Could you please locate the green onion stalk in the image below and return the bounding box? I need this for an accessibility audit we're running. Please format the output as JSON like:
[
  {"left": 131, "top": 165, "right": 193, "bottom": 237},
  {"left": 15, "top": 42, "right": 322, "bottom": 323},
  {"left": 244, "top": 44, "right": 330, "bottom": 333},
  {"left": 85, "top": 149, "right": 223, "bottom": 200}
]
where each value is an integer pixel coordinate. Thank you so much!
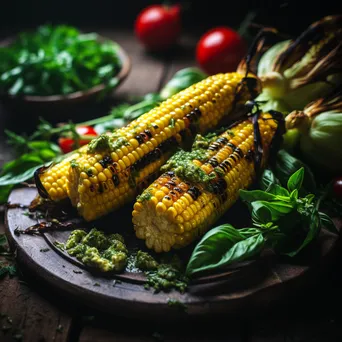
[
  {"left": 285, "top": 86, "right": 342, "bottom": 174},
  {"left": 237, "top": 15, "right": 342, "bottom": 114}
]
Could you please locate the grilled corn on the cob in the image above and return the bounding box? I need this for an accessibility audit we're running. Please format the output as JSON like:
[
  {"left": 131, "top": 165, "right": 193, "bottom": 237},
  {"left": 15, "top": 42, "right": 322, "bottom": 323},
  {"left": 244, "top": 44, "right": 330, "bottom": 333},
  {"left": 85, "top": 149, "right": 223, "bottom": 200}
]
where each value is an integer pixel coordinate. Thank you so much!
[
  {"left": 36, "top": 72, "right": 260, "bottom": 221},
  {"left": 132, "top": 111, "right": 283, "bottom": 252}
]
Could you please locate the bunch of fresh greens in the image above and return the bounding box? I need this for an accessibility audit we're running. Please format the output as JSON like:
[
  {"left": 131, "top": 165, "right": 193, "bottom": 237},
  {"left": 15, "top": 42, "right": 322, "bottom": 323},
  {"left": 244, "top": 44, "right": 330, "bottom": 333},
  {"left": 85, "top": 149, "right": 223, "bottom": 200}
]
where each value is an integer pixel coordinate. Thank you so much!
[
  {"left": 186, "top": 166, "right": 337, "bottom": 277},
  {"left": 0, "top": 24, "right": 122, "bottom": 96},
  {"left": 0, "top": 130, "right": 63, "bottom": 203}
]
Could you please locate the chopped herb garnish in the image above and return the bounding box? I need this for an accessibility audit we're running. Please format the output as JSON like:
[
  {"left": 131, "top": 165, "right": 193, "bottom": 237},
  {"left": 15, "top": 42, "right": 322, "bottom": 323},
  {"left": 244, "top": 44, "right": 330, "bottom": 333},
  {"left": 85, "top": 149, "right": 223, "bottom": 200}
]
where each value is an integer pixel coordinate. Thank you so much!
[
  {"left": 39, "top": 248, "right": 50, "bottom": 252},
  {"left": 93, "top": 282, "right": 101, "bottom": 287},
  {"left": 169, "top": 118, "right": 175, "bottom": 128},
  {"left": 56, "top": 324, "right": 63, "bottom": 333},
  {"left": 70, "top": 159, "right": 79, "bottom": 168},
  {"left": 53, "top": 241, "right": 65, "bottom": 251},
  {"left": 167, "top": 298, "right": 187, "bottom": 312},
  {"left": 136, "top": 189, "right": 152, "bottom": 202}
]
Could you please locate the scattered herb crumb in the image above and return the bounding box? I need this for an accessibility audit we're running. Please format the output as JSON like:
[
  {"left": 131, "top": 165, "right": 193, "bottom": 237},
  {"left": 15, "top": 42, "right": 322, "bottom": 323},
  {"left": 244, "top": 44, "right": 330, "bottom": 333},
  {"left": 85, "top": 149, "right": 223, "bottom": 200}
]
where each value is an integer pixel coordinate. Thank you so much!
[
  {"left": 81, "top": 315, "right": 95, "bottom": 322},
  {"left": 53, "top": 241, "right": 65, "bottom": 251},
  {"left": 2, "top": 325, "right": 10, "bottom": 332},
  {"left": 93, "top": 282, "right": 101, "bottom": 287},
  {"left": 152, "top": 331, "right": 163, "bottom": 341},
  {"left": 12, "top": 330, "right": 23, "bottom": 341},
  {"left": 56, "top": 324, "right": 63, "bottom": 333},
  {"left": 73, "top": 270, "right": 82, "bottom": 274},
  {"left": 167, "top": 298, "right": 187, "bottom": 312},
  {"left": 40, "top": 248, "right": 50, "bottom": 252},
  {"left": 144, "top": 263, "right": 188, "bottom": 294}
]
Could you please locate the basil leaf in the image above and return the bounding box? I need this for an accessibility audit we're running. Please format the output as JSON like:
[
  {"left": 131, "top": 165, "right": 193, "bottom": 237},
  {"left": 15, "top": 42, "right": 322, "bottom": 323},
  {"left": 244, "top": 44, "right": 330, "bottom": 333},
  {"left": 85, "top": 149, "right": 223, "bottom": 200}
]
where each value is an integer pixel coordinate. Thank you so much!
[
  {"left": 267, "top": 184, "right": 290, "bottom": 197},
  {"left": 238, "top": 227, "right": 262, "bottom": 237},
  {"left": 318, "top": 212, "right": 338, "bottom": 234},
  {"left": 252, "top": 200, "right": 294, "bottom": 223},
  {"left": 275, "top": 150, "right": 316, "bottom": 194},
  {"left": 287, "top": 167, "right": 304, "bottom": 192},
  {"left": 0, "top": 164, "right": 42, "bottom": 186},
  {"left": 0, "top": 185, "right": 14, "bottom": 204},
  {"left": 185, "top": 224, "right": 245, "bottom": 276},
  {"left": 160, "top": 67, "right": 207, "bottom": 100},
  {"left": 218, "top": 233, "right": 265, "bottom": 267},
  {"left": 260, "top": 168, "right": 279, "bottom": 191},
  {"left": 251, "top": 202, "right": 273, "bottom": 224},
  {"left": 286, "top": 210, "right": 320, "bottom": 257},
  {"left": 1, "top": 153, "right": 44, "bottom": 174},
  {"left": 239, "top": 189, "right": 277, "bottom": 203}
]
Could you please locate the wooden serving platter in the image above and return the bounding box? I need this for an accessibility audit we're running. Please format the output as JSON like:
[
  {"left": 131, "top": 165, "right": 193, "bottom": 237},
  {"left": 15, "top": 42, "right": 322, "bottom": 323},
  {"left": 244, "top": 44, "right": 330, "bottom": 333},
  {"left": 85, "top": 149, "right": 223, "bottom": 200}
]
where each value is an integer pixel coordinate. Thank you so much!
[{"left": 5, "top": 187, "right": 341, "bottom": 321}]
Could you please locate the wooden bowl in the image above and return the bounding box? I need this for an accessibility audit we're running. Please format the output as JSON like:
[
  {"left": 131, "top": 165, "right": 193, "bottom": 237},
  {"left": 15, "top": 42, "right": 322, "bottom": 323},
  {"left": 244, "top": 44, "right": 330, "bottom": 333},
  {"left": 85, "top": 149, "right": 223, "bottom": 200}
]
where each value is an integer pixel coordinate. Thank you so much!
[{"left": 0, "top": 33, "right": 131, "bottom": 119}]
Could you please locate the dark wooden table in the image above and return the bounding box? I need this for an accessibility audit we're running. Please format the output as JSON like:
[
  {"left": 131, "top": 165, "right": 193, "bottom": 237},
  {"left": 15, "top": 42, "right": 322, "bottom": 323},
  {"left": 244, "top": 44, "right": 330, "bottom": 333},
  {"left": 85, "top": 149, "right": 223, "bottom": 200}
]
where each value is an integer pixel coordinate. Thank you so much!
[{"left": 1, "top": 28, "right": 342, "bottom": 342}]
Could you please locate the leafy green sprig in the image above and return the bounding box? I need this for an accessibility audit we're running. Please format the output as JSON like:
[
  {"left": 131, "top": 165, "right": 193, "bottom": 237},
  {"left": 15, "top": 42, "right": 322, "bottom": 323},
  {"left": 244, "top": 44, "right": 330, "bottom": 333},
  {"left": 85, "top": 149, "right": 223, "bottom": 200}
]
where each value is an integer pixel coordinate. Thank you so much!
[{"left": 185, "top": 167, "right": 337, "bottom": 277}]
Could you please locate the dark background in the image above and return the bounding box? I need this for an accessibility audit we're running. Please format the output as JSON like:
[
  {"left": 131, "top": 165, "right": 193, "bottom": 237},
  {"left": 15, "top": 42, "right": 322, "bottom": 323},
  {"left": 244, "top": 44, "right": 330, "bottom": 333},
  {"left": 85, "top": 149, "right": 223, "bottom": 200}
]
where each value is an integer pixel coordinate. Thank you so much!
[{"left": 1, "top": 0, "right": 341, "bottom": 36}]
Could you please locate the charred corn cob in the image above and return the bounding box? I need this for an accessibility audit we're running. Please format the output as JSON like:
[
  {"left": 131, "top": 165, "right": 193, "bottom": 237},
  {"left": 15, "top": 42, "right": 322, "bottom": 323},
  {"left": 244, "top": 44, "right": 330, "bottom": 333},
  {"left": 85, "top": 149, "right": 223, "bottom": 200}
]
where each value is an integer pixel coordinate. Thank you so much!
[
  {"left": 132, "top": 111, "right": 283, "bottom": 252},
  {"left": 36, "top": 72, "right": 260, "bottom": 221}
]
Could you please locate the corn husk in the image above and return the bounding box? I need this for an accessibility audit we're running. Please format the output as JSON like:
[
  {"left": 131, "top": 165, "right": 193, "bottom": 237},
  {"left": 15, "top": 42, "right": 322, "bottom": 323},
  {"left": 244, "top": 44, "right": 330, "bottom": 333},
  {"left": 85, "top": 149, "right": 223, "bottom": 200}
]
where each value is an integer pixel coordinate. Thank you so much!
[{"left": 238, "top": 15, "right": 342, "bottom": 114}]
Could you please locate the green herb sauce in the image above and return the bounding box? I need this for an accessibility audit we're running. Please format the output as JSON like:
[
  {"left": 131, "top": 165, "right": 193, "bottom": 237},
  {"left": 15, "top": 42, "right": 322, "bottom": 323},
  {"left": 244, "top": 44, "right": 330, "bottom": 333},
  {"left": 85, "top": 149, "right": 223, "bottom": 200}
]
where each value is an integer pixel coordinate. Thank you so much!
[
  {"left": 70, "top": 159, "right": 79, "bottom": 168},
  {"left": 88, "top": 134, "right": 130, "bottom": 153},
  {"left": 136, "top": 189, "right": 152, "bottom": 202},
  {"left": 63, "top": 228, "right": 128, "bottom": 272},
  {"left": 144, "top": 263, "right": 189, "bottom": 293},
  {"left": 135, "top": 250, "right": 159, "bottom": 271},
  {"left": 160, "top": 148, "right": 214, "bottom": 184}
]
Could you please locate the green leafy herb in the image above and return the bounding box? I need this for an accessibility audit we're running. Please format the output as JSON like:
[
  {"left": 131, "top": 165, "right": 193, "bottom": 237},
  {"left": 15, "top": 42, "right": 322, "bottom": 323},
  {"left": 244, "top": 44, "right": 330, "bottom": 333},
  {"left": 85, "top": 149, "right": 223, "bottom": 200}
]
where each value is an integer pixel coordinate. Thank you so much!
[
  {"left": 186, "top": 168, "right": 336, "bottom": 277},
  {"left": 159, "top": 67, "right": 207, "bottom": 100},
  {"left": 0, "top": 24, "right": 122, "bottom": 96}
]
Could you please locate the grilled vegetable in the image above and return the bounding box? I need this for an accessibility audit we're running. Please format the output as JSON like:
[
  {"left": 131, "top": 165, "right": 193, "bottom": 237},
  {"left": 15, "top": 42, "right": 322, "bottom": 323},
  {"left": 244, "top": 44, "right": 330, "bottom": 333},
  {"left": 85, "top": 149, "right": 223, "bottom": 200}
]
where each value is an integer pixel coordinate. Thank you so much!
[
  {"left": 237, "top": 15, "right": 342, "bottom": 113},
  {"left": 36, "top": 72, "right": 260, "bottom": 219},
  {"left": 132, "top": 110, "right": 284, "bottom": 252},
  {"left": 285, "top": 86, "right": 342, "bottom": 174}
]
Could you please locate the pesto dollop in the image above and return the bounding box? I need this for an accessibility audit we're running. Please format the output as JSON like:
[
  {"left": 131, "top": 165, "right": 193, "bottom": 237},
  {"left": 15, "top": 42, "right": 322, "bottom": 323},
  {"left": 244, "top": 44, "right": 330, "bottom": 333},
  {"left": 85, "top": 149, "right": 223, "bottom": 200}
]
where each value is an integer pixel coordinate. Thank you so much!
[
  {"left": 135, "top": 250, "right": 159, "bottom": 271},
  {"left": 64, "top": 228, "right": 128, "bottom": 272},
  {"left": 160, "top": 148, "right": 214, "bottom": 184},
  {"left": 144, "top": 263, "right": 189, "bottom": 293},
  {"left": 88, "top": 133, "right": 129, "bottom": 153}
]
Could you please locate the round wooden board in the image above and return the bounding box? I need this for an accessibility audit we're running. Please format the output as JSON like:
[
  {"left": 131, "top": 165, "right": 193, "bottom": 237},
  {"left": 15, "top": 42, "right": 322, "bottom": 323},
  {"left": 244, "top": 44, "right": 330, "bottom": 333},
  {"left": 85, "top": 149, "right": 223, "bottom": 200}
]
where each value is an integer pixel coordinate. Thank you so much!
[{"left": 5, "top": 187, "right": 341, "bottom": 321}]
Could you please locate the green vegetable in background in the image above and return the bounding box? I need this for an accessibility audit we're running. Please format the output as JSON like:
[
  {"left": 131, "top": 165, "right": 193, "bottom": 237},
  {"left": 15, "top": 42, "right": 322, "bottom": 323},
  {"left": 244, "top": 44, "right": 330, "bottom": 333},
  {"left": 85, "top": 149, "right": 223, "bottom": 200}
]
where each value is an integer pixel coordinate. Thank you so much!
[
  {"left": 0, "top": 24, "right": 122, "bottom": 96},
  {"left": 159, "top": 67, "right": 208, "bottom": 99},
  {"left": 186, "top": 167, "right": 337, "bottom": 277},
  {"left": 285, "top": 87, "right": 342, "bottom": 174}
]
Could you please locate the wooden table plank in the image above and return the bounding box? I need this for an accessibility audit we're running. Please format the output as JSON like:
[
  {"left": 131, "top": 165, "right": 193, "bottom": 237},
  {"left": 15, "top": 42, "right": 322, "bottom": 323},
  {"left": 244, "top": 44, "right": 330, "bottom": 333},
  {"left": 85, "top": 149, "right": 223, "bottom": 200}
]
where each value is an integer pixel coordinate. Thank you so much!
[{"left": 0, "top": 211, "right": 73, "bottom": 342}]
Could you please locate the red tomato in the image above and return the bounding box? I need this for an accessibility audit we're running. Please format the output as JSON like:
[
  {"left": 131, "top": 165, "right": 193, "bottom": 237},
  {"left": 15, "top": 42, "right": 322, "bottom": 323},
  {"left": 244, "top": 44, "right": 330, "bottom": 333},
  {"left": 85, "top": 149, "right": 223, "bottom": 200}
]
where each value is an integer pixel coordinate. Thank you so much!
[
  {"left": 134, "top": 4, "right": 181, "bottom": 51},
  {"left": 333, "top": 177, "right": 342, "bottom": 200},
  {"left": 196, "top": 26, "right": 247, "bottom": 75},
  {"left": 58, "top": 126, "right": 97, "bottom": 154}
]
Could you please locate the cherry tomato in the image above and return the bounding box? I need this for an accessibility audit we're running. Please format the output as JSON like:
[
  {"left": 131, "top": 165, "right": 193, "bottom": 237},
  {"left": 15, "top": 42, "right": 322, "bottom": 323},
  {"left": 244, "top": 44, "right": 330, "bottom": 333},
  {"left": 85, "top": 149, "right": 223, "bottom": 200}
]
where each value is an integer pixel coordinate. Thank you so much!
[
  {"left": 333, "top": 177, "right": 342, "bottom": 200},
  {"left": 134, "top": 4, "right": 181, "bottom": 51},
  {"left": 58, "top": 125, "right": 97, "bottom": 154},
  {"left": 196, "top": 26, "right": 247, "bottom": 75}
]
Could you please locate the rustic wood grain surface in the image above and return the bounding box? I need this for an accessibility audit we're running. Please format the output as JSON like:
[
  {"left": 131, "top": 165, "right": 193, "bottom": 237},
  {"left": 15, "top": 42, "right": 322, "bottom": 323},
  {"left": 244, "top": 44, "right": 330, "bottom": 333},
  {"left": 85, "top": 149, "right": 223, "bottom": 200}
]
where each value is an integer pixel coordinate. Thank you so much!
[{"left": 1, "top": 28, "right": 342, "bottom": 342}]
